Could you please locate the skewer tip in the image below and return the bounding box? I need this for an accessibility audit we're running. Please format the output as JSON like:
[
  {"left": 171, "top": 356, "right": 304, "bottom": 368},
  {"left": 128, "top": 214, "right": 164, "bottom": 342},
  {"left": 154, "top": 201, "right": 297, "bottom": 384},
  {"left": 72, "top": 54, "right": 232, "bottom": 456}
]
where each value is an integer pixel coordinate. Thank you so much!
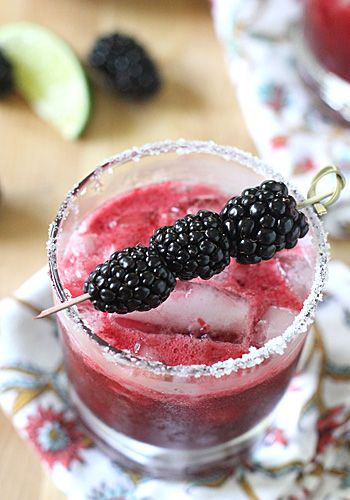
[{"left": 34, "top": 293, "right": 90, "bottom": 320}]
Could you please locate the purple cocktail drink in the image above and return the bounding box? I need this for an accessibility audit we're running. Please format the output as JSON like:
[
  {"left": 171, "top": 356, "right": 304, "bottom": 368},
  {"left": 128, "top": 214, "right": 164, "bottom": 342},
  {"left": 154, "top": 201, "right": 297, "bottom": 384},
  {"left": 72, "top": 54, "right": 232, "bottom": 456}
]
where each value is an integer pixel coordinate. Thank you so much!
[{"left": 49, "top": 141, "right": 328, "bottom": 477}]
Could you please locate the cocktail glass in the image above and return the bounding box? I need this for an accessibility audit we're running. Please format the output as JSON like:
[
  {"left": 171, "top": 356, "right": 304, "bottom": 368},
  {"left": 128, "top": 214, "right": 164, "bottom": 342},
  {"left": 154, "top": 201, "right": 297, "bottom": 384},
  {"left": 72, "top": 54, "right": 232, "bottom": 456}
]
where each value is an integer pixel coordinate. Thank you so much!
[
  {"left": 296, "top": 0, "right": 350, "bottom": 123},
  {"left": 48, "top": 140, "right": 328, "bottom": 478}
]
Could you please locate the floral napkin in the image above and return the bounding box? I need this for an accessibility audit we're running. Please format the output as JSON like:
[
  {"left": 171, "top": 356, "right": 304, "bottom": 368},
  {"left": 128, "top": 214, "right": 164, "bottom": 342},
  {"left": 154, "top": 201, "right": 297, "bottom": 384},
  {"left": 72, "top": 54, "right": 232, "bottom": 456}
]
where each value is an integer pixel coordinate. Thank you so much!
[
  {"left": 0, "top": 262, "right": 350, "bottom": 500},
  {"left": 211, "top": 0, "right": 350, "bottom": 239}
]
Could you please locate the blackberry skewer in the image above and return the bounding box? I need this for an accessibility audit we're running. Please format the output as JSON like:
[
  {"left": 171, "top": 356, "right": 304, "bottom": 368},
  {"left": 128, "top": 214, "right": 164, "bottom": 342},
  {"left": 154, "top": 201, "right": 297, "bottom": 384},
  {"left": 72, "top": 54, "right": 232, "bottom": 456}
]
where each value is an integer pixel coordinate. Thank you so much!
[{"left": 36, "top": 167, "right": 345, "bottom": 320}]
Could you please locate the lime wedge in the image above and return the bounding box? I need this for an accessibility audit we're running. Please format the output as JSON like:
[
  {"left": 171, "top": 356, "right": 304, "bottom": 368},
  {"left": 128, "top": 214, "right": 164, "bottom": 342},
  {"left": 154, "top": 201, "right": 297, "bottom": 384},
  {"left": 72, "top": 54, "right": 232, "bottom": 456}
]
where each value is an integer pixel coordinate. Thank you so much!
[{"left": 0, "top": 22, "right": 91, "bottom": 139}]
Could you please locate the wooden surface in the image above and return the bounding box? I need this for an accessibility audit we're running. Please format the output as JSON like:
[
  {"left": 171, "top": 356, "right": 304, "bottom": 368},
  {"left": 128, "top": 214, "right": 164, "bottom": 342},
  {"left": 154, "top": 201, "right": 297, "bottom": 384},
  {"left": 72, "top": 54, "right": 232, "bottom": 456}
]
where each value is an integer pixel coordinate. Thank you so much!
[{"left": 0, "top": 1, "right": 349, "bottom": 499}]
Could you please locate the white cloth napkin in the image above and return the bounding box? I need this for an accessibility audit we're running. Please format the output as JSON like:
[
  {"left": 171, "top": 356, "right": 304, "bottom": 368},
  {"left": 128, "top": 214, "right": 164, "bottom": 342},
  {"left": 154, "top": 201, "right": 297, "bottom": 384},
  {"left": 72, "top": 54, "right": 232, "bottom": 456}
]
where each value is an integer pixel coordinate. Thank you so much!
[
  {"left": 1, "top": 263, "right": 350, "bottom": 499},
  {"left": 212, "top": 0, "right": 350, "bottom": 239}
]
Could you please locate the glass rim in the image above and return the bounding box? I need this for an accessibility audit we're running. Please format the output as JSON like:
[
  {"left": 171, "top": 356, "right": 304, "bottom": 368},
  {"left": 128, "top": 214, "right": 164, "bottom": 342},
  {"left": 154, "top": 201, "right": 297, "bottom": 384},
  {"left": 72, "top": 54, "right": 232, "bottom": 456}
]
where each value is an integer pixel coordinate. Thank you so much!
[{"left": 48, "top": 139, "right": 329, "bottom": 378}]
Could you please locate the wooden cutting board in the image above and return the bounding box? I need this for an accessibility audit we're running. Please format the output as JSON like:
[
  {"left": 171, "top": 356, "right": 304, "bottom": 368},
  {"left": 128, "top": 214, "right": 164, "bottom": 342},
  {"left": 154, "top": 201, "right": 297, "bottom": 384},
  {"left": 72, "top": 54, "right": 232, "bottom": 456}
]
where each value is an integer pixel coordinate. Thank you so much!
[{"left": 0, "top": 1, "right": 349, "bottom": 499}]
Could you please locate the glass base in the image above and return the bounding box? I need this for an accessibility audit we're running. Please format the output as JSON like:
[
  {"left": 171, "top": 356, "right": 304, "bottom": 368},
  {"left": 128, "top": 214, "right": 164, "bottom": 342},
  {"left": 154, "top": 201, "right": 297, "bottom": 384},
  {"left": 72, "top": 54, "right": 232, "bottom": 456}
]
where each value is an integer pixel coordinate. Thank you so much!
[
  {"left": 70, "top": 387, "right": 274, "bottom": 479},
  {"left": 294, "top": 25, "right": 350, "bottom": 124}
]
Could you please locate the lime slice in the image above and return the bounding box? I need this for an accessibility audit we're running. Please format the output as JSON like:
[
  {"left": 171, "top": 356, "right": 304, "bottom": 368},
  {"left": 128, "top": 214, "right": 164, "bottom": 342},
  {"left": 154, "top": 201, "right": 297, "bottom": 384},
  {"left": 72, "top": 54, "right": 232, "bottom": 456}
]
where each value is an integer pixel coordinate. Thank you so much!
[{"left": 0, "top": 22, "right": 91, "bottom": 139}]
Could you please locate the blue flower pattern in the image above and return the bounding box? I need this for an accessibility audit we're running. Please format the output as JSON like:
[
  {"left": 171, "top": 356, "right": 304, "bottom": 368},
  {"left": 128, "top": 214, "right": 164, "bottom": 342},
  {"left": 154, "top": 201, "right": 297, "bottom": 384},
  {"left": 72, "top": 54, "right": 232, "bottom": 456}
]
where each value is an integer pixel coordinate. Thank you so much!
[
  {"left": 258, "top": 82, "right": 289, "bottom": 112},
  {"left": 36, "top": 421, "right": 70, "bottom": 452}
]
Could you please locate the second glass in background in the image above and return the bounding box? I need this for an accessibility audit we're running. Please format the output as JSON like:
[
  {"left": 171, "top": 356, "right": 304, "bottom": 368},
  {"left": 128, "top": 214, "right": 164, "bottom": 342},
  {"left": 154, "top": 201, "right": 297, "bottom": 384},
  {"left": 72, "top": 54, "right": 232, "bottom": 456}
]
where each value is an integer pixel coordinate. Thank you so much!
[{"left": 296, "top": 0, "right": 350, "bottom": 123}]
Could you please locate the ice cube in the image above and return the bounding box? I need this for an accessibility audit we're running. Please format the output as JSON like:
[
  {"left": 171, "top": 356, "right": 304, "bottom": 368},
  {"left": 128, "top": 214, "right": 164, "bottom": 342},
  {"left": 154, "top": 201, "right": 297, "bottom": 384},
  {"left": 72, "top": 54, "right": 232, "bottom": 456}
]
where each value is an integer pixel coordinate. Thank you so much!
[
  {"left": 108, "top": 219, "right": 118, "bottom": 229},
  {"left": 124, "top": 282, "right": 253, "bottom": 342},
  {"left": 255, "top": 306, "right": 298, "bottom": 345},
  {"left": 185, "top": 195, "right": 222, "bottom": 215},
  {"left": 276, "top": 239, "right": 315, "bottom": 302},
  {"left": 69, "top": 232, "right": 99, "bottom": 257}
]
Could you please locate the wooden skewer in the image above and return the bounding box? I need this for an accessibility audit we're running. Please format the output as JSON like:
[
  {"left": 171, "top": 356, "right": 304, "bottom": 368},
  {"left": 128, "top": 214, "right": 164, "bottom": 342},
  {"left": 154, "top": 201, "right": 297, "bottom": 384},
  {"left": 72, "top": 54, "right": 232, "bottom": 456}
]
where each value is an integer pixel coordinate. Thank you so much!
[
  {"left": 35, "top": 167, "right": 346, "bottom": 321},
  {"left": 35, "top": 293, "right": 90, "bottom": 319}
]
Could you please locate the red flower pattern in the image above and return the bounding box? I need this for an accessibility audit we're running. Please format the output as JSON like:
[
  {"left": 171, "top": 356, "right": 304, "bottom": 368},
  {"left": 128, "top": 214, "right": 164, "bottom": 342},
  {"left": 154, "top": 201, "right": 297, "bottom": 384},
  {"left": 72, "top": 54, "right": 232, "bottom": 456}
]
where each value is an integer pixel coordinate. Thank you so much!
[
  {"left": 316, "top": 405, "right": 344, "bottom": 454},
  {"left": 25, "top": 406, "right": 91, "bottom": 468},
  {"left": 270, "top": 135, "right": 288, "bottom": 149},
  {"left": 293, "top": 158, "right": 316, "bottom": 176},
  {"left": 264, "top": 427, "right": 289, "bottom": 447}
]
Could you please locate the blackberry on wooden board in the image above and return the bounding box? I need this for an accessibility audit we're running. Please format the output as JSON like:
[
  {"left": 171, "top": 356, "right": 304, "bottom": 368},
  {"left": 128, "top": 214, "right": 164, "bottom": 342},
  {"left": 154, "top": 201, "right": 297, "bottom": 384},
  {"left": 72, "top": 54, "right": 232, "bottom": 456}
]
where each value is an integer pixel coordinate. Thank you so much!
[
  {"left": 0, "top": 49, "right": 13, "bottom": 97},
  {"left": 89, "top": 33, "right": 160, "bottom": 99}
]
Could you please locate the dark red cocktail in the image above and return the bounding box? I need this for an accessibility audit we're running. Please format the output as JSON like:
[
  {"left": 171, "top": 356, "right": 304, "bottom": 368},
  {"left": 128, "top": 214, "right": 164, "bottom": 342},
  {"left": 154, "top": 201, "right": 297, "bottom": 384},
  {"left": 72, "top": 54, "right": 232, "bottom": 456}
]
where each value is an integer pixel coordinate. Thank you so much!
[{"left": 49, "top": 141, "right": 327, "bottom": 477}]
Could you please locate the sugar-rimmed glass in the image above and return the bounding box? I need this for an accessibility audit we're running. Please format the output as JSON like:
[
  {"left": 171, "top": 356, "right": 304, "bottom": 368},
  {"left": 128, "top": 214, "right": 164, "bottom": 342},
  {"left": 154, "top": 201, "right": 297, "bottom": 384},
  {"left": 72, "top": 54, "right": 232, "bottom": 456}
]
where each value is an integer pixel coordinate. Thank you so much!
[{"left": 48, "top": 140, "right": 328, "bottom": 478}]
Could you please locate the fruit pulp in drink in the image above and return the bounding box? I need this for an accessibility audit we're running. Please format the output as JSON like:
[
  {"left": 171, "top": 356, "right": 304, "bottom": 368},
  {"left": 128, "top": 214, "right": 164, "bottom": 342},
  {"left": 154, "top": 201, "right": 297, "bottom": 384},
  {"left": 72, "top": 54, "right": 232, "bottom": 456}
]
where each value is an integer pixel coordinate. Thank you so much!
[{"left": 58, "top": 180, "right": 314, "bottom": 449}]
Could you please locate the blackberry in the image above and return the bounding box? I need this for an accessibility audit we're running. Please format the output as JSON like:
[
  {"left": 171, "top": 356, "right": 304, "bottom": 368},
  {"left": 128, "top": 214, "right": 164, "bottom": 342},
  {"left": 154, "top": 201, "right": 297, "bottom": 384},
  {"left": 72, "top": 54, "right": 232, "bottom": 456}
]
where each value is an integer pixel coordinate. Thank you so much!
[
  {"left": 220, "top": 180, "right": 309, "bottom": 264},
  {"left": 84, "top": 245, "right": 176, "bottom": 313},
  {"left": 89, "top": 33, "right": 160, "bottom": 99},
  {"left": 150, "top": 210, "right": 231, "bottom": 280},
  {"left": 0, "top": 50, "right": 14, "bottom": 97}
]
